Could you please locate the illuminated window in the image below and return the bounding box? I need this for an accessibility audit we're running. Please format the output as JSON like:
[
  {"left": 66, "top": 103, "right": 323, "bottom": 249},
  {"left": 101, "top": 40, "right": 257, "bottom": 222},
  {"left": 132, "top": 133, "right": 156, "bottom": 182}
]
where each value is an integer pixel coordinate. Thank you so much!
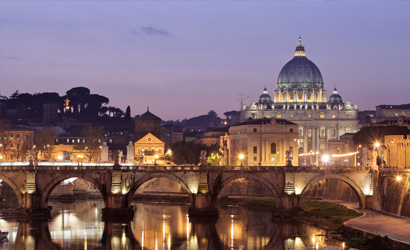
[
  {"left": 332, "top": 114, "right": 336, "bottom": 119},
  {"left": 308, "top": 129, "right": 312, "bottom": 138},
  {"left": 308, "top": 115, "right": 311, "bottom": 118},
  {"left": 276, "top": 115, "right": 282, "bottom": 118},
  {"left": 298, "top": 127, "right": 303, "bottom": 136},
  {"left": 67, "top": 139, "right": 70, "bottom": 143},
  {"left": 320, "top": 114, "right": 325, "bottom": 118},
  {"left": 290, "top": 114, "right": 294, "bottom": 118},
  {"left": 271, "top": 157, "right": 276, "bottom": 161}
]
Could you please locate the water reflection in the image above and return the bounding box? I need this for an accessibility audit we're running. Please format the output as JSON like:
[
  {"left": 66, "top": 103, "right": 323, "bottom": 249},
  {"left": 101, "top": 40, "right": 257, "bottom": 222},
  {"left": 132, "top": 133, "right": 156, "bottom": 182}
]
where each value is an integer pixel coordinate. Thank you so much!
[{"left": 0, "top": 200, "right": 344, "bottom": 250}]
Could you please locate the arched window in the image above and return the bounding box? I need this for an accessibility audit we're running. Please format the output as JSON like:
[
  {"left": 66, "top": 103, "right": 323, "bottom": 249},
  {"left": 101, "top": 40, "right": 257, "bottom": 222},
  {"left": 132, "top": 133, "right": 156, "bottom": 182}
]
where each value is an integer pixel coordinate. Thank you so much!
[{"left": 271, "top": 143, "right": 277, "bottom": 154}]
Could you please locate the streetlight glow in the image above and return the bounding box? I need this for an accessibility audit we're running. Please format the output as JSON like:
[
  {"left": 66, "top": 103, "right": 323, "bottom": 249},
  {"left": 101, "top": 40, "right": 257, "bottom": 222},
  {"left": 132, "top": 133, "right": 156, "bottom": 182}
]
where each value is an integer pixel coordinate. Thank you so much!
[
  {"left": 374, "top": 142, "right": 380, "bottom": 148},
  {"left": 322, "top": 154, "right": 330, "bottom": 163},
  {"left": 396, "top": 176, "right": 402, "bottom": 181},
  {"left": 238, "top": 154, "right": 244, "bottom": 160}
]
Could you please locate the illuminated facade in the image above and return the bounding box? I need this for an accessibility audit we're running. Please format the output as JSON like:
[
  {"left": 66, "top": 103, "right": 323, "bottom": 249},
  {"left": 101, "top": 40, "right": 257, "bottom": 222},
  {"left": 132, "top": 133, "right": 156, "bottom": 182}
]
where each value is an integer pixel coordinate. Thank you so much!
[
  {"left": 240, "top": 38, "right": 359, "bottom": 158},
  {"left": 134, "top": 132, "right": 165, "bottom": 164},
  {"left": 220, "top": 118, "right": 299, "bottom": 166}
]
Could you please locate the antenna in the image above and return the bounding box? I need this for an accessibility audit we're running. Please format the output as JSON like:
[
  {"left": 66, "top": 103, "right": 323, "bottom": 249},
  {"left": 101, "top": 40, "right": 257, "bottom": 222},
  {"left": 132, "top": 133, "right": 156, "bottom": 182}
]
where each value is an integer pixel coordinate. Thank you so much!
[{"left": 237, "top": 93, "right": 249, "bottom": 110}]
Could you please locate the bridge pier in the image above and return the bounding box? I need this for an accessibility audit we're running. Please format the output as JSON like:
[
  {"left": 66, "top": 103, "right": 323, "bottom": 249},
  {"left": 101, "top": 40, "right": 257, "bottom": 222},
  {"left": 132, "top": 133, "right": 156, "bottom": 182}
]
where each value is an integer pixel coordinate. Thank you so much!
[
  {"left": 102, "top": 194, "right": 134, "bottom": 221},
  {"left": 274, "top": 194, "right": 302, "bottom": 217},
  {"left": 188, "top": 193, "right": 218, "bottom": 219},
  {"left": 18, "top": 193, "right": 52, "bottom": 219}
]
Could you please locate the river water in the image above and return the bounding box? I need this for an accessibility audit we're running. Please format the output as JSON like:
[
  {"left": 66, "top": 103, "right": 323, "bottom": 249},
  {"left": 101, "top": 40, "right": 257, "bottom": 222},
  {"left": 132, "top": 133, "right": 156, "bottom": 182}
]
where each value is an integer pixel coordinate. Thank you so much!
[{"left": 0, "top": 200, "right": 345, "bottom": 249}]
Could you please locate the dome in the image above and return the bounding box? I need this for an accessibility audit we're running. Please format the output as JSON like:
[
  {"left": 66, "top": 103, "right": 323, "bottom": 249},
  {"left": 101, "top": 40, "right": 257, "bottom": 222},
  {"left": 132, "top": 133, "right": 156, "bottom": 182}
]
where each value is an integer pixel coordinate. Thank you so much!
[
  {"left": 277, "top": 37, "right": 324, "bottom": 89},
  {"left": 259, "top": 87, "right": 273, "bottom": 105},
  {"left": 329, "top": 88, "right": 343, "bottom": 104}
]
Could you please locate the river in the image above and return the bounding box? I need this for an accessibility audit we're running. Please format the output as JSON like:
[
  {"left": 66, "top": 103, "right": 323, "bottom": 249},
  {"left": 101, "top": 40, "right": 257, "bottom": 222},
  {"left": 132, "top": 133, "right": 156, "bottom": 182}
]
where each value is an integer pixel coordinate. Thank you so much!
[{"left": 0, "top": 200, "right": 345, "bottom": 249}]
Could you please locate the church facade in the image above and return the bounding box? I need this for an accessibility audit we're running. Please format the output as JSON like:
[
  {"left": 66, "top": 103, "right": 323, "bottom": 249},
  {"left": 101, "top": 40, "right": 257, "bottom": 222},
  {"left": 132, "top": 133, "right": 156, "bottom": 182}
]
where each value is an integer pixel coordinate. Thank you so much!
[{"left": 240, "top": 38, "right": 359, "bottom": 158}]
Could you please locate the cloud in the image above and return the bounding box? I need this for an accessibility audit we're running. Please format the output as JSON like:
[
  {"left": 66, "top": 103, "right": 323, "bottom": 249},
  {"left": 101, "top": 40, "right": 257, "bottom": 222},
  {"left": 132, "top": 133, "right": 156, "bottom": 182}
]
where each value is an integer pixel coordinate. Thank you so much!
[
  {"left": 139, "top": 26, "right": 171, "bottom": 37},
  {"left": 0, "top": 55, "right": 23, "bottom": 60}
]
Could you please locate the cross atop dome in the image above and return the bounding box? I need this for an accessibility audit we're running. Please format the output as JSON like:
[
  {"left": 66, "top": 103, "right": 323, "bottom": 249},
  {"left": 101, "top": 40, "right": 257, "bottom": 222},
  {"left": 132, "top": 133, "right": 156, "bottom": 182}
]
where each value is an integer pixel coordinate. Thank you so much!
[{"left": 295, "top": 36, "right": 306, "bottom": 57}]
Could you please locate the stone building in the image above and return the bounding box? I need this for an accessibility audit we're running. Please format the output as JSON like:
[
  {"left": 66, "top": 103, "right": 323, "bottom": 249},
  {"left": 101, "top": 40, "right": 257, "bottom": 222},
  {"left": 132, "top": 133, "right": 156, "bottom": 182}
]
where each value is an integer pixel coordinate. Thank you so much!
[
  {"left": 220, "top": 118, "right": 298, "bottom": 166},
  {"left": 382, "top": 134, "right": 410, "bottom": 168},
  {"left": 0, "top": 126, "right": 35, "bottom": 161},
  {"left": 134, "top": 108, "right": 161, "bottom": 141},
  {"left": 240, "top": 38, "right": 359, "bottom": 158},
  {"left": 134, "top": 133, "right": 165, "bottom": 164}
]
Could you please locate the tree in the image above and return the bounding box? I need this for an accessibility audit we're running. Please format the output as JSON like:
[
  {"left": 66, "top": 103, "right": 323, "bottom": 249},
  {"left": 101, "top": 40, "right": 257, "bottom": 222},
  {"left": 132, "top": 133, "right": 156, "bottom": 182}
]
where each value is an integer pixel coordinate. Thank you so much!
[
  {"left": 0, "top": 119, "right": 11, "bottom": 160},
  {"left": 75, "top": 126, "right": 104, "bottom": 162},
  {"left": 125, "top": 106, "right": 131, "bottom": 122},
  {"left": 352, "top": 125, "right": 410, "bottom": 149},
  {"left": 169, "top": 141, "right": 220, "bottom": 165},
  {"left": 35, "top": 126, "right": 60, "bottom": 161}
]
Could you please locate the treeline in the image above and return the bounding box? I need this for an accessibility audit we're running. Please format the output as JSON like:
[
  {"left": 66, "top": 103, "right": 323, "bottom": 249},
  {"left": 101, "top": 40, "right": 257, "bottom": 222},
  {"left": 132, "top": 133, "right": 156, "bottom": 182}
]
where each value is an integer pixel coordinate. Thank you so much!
[{"left": 0, "top": 87, "right": 128, "bottom": 123}]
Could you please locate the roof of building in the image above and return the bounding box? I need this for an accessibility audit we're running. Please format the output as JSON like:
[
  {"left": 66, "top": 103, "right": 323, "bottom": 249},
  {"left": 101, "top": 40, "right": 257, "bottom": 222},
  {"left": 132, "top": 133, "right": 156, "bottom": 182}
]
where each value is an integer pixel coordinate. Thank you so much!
[
  {"left": 329, "top": 88, "right": 343, "bottom": 104},
  {"left": 376, "top": 104, "right": 410, "bottom": 110},
  {"left": 277, "top": 37, "right": 324, "bottom": 89},
  {"left": 135, "top": 109, "right": 161, "bottom": 120},
  {"left": 259, "top": 87, "right": 273, "bottom": 104},
  {"left": 233, "top": 118, "right": 297, "bottom": 126}
]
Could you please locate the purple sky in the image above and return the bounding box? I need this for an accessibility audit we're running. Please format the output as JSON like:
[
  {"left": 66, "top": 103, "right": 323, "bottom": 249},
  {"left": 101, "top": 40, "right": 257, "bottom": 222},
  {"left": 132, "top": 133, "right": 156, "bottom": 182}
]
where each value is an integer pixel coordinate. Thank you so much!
[{"left": 1, "top": 1, "right": 409, "bottom": 120}]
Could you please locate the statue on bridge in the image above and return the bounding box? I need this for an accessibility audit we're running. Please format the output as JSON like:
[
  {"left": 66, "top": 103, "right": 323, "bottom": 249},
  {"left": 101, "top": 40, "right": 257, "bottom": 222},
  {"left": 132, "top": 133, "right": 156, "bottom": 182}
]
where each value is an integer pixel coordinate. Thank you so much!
[
  {"left": 285, "top": 149, "right": 293, "bottom": 166},
  {"left": 114, "top": 150, "right": 123, "bottom": 165},
  {"left": 200, "top": 150, "right": 207, "bottom": 166}
]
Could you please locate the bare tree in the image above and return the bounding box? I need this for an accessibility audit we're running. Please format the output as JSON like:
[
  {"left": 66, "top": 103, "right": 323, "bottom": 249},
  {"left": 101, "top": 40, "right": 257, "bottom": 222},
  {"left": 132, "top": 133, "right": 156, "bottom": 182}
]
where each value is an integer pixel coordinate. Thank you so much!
[
  {"left": 35, "top": 126, "right": 59, "bottom": 161},
  {"left": 75, "top": 126, "right": 104, "bottom": 162},
  {"left": 0, "top": 119, "right": 11, "bottom": 160}
]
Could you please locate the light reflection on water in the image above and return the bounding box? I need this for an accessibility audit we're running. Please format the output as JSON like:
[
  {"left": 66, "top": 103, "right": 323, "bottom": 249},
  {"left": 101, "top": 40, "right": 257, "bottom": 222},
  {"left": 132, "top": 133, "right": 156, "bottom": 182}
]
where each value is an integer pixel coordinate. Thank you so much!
[{"left": 0, "top": 200, "right": 343, "bottom": 249}]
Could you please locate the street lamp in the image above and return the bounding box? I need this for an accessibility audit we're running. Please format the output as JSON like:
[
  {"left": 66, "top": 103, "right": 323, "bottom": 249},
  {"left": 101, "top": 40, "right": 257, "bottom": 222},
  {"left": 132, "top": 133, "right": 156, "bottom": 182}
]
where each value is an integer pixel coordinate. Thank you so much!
[
  {"left": 154, "top": 154, "right": 159, "bottom": 165},
  {"left": 396, "top": 176, "right": 402, "bottom": 182},
  {"left": 238, "top": 153, "right": 245, "bottom": 166}
]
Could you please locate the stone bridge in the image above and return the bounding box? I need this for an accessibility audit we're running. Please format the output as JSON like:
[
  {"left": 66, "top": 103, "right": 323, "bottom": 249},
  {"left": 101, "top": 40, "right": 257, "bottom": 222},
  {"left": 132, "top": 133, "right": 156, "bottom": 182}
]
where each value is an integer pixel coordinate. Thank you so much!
[{"left": 0, "top": 162, "right": 376, "bottom": 218}]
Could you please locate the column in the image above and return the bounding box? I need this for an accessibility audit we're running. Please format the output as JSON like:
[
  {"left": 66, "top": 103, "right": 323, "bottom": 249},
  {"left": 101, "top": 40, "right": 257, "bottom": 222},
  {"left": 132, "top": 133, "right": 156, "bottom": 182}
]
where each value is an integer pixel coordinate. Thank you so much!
[
  {"left": 304, "top": 89, "right": 307, "bottom": 102},
  {"left": 293, "top": 90, "right": 297, "bottom": 103},
  {"left": 319, "top": 89, "right": 323, "bottom": 102},
  {"left": 311, "top": 128, "right": 316, "bottom": 153},
  {"left": 303, "top": 127, "right": 308, "bottom": 154}
]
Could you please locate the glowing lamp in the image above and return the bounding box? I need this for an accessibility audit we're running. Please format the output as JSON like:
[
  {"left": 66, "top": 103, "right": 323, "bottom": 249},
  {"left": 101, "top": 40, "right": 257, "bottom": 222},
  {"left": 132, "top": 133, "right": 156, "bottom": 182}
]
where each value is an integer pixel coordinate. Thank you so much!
[
  {"left": 322, "top": 155, "right": 330, "bottom": 163},
  {"left": 396, "top": 176, "right": 402, "bottom": 181}
]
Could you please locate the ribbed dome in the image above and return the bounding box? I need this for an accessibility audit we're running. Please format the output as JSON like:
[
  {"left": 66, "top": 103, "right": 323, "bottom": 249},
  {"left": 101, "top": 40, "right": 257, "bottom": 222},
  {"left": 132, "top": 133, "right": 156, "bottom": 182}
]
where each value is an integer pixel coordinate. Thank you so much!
[
  {"left": 329, "top": 88, "right": 343, "bottom": 104},
  {"left": 277, "top": 38, "right": 324, "bottom": 89},
  {"left": 259, "top": 87, "right": 273, "bottom": 105}
]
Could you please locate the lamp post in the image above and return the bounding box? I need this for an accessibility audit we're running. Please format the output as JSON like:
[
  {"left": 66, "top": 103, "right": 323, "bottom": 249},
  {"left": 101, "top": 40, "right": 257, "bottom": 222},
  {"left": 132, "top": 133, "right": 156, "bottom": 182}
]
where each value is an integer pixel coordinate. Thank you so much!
[
  {"left": 154, "top": 154, "right": 159, "bottom": 165},
  {"left": 322, "top": 154, "right": 330, "bottom": 171}
]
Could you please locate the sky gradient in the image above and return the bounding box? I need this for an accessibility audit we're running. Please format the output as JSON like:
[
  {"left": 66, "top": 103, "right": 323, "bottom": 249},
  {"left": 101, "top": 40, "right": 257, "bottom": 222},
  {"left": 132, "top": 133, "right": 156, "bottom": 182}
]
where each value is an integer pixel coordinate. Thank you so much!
[{"left": 1, "top": 1, "right": 409, "bottom": 120}]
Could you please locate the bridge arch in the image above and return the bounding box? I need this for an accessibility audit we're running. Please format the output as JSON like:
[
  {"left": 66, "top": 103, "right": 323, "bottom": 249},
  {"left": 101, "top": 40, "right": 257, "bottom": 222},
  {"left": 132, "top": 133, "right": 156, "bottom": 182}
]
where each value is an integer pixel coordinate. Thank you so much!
[
  {"left": 215, "top": 174, "right": 282, "bottom": 208},
  {"left": 0, "top": 173, "right": 24, "bottom": 207},
  {"left": 41, "top": 174, "right": 105, "bottom": 208},
  {"left": 127, "top": 173, "right": 194, "bottom": 203},
  {"left": 298, "top": 174, "right": 366, "bottom": 209}
]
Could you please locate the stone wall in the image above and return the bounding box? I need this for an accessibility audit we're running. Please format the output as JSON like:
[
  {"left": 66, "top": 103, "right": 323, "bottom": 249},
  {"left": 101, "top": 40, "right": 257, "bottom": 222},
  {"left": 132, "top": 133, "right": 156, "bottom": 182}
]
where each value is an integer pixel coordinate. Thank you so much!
[
  {"left": 303, "top": 179, "right": 360, "bottom": 203},
  {"left": 382, "top": 176, "right": 410, "bottom": 217}
]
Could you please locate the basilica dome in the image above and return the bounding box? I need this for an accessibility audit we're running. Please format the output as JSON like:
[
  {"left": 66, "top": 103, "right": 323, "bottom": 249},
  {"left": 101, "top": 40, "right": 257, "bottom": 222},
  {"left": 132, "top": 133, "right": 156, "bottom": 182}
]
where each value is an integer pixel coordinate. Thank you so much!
[
  {"left": 259, "top": 87, "right": 273, "bottom": 105},
  {"left": 329, "top": 88, "right": 343, "bottom": 104},
  {"left": 277, "top": 38, "right": 324, "bottom": 89}
]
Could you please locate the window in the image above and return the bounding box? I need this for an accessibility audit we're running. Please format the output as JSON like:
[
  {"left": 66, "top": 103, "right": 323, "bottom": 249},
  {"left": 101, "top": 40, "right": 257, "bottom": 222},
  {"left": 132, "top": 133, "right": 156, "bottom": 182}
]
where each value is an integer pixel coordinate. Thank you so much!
[
  {"left": 332, "top": 114, "right": 336, "bottom": 119},
  {"left": 159, "top": 148, "right": 162, "bottom": 154},
  {"left": 67, "top": 139, "right": 70, "bottom": 143},
  {"left": 290, "top": 128, "right": 294, "bottom": 133},
  {"left": 56, "top": 139, "right": 59, "bottom": 143},
  {"left": 345, "top": 127, "right": 351, "bottom": 133},
  {"left": 299, "top": 127, "right": 304, "bottom": 136},
  {"left": 320, "top": 114, "right": 325, "bottom": 119},
  {"left": 26, "top": 135, "right": 29, "bottom": 140},
  {"left": 253, "top": 128, "right": 257, "bottom": 133},
  {"left": 271, "top": 143, "right": 277, "bottom": 154},
  {"left": 290, "top": 114, "right": 294, "bottom": 118},
  {"left": 137, "top": 148, "right": 141, "bottom": 154},
  {"left": 253, "top": 156, "right": 257, "bottom": 161},
  {"left": 17, "top": 134, "right": 20, "bottom": 140},
  {"left": 276, "top": 115, "right": 282, "bottom": 118},
  {"left": 308, "top": 129, "right": 312, "bottom": 138},
  {"left": 271, "top": 157, "right": 276, "bottom": 161},
  {"left": 253, "top": 146, "right": 257, "bottom": 154},
  {"left": 308, "top": 114, "right": 311, "bottom": 118}
]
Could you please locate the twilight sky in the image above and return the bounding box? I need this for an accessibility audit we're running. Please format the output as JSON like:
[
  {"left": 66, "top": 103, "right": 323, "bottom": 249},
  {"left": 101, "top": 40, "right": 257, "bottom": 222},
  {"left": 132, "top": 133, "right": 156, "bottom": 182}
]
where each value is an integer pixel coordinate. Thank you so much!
[{"left": 1, "top": 1, "right": 409, "bottom": 120}]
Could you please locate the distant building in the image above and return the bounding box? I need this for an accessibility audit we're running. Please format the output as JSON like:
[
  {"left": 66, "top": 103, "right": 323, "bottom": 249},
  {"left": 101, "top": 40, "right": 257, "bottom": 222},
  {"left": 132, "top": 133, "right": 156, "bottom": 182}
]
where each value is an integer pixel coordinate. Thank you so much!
[
  {"left": 240, "top": 38, "right": 359, "bottom": 157},
  {"left": 196, "top": 127, "right": 229, "bottom": 146},
  {"left": 134, "top": 108, "right": 161, "bottom": 141},
  {"left": 134, "top": 133, "right": 165, "bottom": 164},
  {"left": 0, "top": 126, "right": 35, "bottom": 161},
  {"left": 220, "top": 118, "right": 299, "bottom": 166},
  {"left": 376, "top": 104, "right": 410, "bottom": 119},
  {"left": 161, "top": 124, "right": 184, "bottom": 147}
]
